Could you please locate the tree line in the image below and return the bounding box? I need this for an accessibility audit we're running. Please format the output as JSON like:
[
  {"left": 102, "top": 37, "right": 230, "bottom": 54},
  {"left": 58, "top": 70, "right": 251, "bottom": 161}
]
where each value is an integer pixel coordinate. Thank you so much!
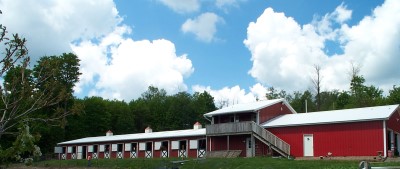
[{"left": 267, "top": 65, "right": 400, "bottom": 113}]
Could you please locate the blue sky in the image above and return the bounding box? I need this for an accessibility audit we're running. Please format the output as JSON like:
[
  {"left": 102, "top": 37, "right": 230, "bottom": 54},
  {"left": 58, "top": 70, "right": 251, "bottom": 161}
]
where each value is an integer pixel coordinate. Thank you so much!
[{"left": 1, "top": 0, "right": 399, "bottom": 105}]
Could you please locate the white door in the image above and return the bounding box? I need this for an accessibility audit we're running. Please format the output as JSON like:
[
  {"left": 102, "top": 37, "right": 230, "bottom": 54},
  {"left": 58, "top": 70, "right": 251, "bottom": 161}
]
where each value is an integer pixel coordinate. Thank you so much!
[
  {"left": 303, "top": 134, "right": 314, "bottom": 157},
  {"left": 246, "top": 137, "right": 252, "bottom": 157}
]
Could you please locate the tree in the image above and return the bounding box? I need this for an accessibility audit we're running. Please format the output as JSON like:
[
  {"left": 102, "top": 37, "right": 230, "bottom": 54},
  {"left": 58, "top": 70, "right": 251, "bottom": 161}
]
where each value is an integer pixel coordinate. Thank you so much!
[
  {"left": 107, "top": 100, "right": 134, "bottom": 134},
  {"left": 192, "top": 91, "right": 217, "bottom": 125},
  {"left": 266, "top": 87, "right": 291, "bottom": 101},
  {"left": 0, "top": 19, "right": 81, "bottom": 164},
  {"left": 311, "top": 65, "right": 322, "bottom": 111},
  {"left": 289, "top": 90, "right": 316, "bottom": 113},
  {"left": 166, "top": 92, "right": 193, "bottom": 130},
  {"left": 349, "top": 75, "right": 383, "bottom": 107},
  {"left": 388, "top": 85, "right": 400, "bottom": 104}
]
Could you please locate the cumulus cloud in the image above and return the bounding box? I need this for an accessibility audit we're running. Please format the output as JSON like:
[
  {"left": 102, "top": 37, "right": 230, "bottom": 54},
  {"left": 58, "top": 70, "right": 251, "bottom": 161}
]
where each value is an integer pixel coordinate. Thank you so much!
[
  {"left": 244, "top": 0, "right": 400, "bottom": 93},
  {"left": 182, "top": 12, "right": 224, "bottom": 42},
  {"left": 0, "top": 0, "right": 121, "bottom": 62},
  {"left": 72, "top": 26, "right": 194, "bottom": 100},
  {"left": 0, "top": 0, "right": 194, "bottom": 101},
  {"left": 158, "top": 0, "right": 200, "bottom": 14},
  {"left": 192, "top": 83, "right": 268, "bottom": 108}
]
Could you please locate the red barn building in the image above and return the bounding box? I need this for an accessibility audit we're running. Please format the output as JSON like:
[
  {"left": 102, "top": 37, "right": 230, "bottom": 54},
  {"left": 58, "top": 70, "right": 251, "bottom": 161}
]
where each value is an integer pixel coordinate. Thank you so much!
[
  {"left": 57, "top": 98, "right": 400, "bottom": 159},
  {"left": 57, "top": 123, "right": 206, "bottom": 160},
  {"left": 204, "top": 99, "right": 295, "bottom": 157},
  {"left": 263, "top": 105, "right": 400, "bottom": 158}
]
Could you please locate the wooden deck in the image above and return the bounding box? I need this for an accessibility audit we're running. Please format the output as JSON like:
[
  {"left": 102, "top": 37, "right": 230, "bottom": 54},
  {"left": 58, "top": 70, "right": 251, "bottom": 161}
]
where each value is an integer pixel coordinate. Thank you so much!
[{"left": 206, "top": 121, "right": 290, "bottom": 158}]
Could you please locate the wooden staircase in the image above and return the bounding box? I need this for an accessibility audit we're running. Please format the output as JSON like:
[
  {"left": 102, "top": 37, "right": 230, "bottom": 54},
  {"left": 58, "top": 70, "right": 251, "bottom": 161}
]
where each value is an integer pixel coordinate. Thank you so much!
[
  {"left": 251, "top": 121, "right": 290, "bottom": 158},
  {"left": 206, "top": 121, "right": 290, "bottom": 158}
]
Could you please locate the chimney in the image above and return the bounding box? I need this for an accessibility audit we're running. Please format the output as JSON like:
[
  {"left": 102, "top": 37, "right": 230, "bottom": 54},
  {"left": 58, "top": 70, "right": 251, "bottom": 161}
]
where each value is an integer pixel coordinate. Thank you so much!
[
  {"left": 193, "top": 122, "right": 202, "bottom": 130},
  {"left": 145, "top": 126, "right": 152, "bottom": 133},
  {"left": 106, "top": 130, "right": 113, "bottom": 136}
]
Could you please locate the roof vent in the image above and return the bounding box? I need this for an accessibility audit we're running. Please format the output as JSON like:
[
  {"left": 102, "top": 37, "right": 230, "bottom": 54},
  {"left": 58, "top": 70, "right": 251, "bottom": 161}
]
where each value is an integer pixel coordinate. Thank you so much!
[
  {"left": 193, "top": 122, "right": 202, "bottom": 130},
  {"left": 145, "top": 126, "right": 152, "bottom": 133},
  {"left": 106, "top": 130, "right": 113, "bottom": 136}
]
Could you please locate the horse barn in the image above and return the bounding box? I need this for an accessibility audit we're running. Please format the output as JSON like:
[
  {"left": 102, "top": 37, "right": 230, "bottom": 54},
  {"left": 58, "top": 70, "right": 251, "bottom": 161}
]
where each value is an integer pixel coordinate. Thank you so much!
[
  {"left": 57, "top": 98, "right": 400, "bottom": 159},
  {"left": 57, "top": 123, "right": 207, "bottom": 160}
]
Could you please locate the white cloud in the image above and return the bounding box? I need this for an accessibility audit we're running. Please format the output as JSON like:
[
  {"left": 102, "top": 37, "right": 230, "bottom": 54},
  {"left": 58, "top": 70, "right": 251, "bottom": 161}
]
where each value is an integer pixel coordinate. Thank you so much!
[
  {"left": 158, "top": 0, "right": 200, "bottom": 14},
  {"left": 333, "top": 3, "right": 352, "bottom": 23},
  {"left": 181, "top": 12, "right": 224, "bottom": 42},
  {"left": 72, "top": 26, "right": 194, "bottom": 100},
  {"left": 0, "top": 0, "right": 121, "bottom": 62},
  {"left": 340, "top": 0, "right": 400, "bottom": 90},
  {"left": 0, "top": 0, "right": 195, "bottom": 101},
  {"left": 216, "top": 0, "right": 244, "bottom": 12},
  {"left": 244, "top": 0, "right": 400, "bottom": 94},
  {"left": 192, "top": 83, "right": 268, "bottom": 108}
]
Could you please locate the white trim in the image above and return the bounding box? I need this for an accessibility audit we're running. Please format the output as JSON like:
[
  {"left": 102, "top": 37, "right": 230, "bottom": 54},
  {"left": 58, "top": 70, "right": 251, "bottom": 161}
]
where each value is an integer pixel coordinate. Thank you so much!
[
  {"left": 383, "top": 121, "right": 387, "bottom": 157},
  {"left": 209, "top": 137, "right": 212, "bottom": 152}
]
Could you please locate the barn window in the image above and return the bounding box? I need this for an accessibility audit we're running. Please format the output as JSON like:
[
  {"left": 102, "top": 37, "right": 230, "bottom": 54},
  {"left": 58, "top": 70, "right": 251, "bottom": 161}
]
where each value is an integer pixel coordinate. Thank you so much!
[
  {"left": 198, "top": 139, "right": 206, "bottom": 149},
  {"left": 179, "top": 140, "right": 187, "bottom": 150},
  {"left": 105, "top": 145, "right": 110, "bottom": 153},
  {"left": 161, "top": 141, "right": 168, "bottom": 151},
  {"left": 171, "top": 141, "right": 179, "bottom": 150},
  {"left": 117, "top": 144, "right": 123, "bottom": 152},
  {"left": 146, "top": 142, "right": 152, "bottom": 151},
  {"left": 139, "top": 143, "right": 146, "bottom": 151},
  {"left": 131, "top": 143, "right": 137, "bottom": 151},
  {"left": 88, "top": 145, "right": 93, "bottom": 152},
  {"left": 155, "top": 142, "right": 162, "bottom": 150}
]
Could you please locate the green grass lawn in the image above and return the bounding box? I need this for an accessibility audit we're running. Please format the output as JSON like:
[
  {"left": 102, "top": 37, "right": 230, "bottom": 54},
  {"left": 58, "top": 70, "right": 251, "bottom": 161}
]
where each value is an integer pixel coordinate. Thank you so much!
[{"left": 11, "top": 157, "right": 400, "bottom": 169}]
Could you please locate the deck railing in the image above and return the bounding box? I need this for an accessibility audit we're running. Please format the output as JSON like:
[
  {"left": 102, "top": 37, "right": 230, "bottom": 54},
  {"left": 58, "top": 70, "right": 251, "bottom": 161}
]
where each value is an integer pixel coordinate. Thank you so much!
[
  {"left": 206, "top": 121, "right": 253, "bottom": 135},
  {"left": 206, "top": 121, "right": 290, "bottom": 157}
]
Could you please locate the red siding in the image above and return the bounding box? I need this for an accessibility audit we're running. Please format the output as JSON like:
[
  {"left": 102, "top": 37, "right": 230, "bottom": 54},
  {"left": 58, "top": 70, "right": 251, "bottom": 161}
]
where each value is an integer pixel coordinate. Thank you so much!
[
  {"left": 188, "top": 149, "right": 198, "bottom": 157},
  {"left": 259, "top": 102, "right": 293, "bottom": 124},
  {"left": 268, "top": 121, "right": 384, "bottom": 157},
  {"left": 209, "top": 136, "right": 228, "bottom": 151},
  {"left": 208, "top": 135, "right": 249, "bottom": 157},
  {"left": 387, "top": 110, "right": 400, "bottom": 133},
  {"left": 228, "top": 135, "right": 248, "bottom": 157},
  {"left": 255, "top": 139, "right": 270, "bottom": 156}
]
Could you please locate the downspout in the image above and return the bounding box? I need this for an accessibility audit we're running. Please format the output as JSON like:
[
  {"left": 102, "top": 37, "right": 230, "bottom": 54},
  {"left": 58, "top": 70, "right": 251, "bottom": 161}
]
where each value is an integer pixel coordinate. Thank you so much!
[{"left": 383, "top": 120, "right": 387, "bottom": 157}]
